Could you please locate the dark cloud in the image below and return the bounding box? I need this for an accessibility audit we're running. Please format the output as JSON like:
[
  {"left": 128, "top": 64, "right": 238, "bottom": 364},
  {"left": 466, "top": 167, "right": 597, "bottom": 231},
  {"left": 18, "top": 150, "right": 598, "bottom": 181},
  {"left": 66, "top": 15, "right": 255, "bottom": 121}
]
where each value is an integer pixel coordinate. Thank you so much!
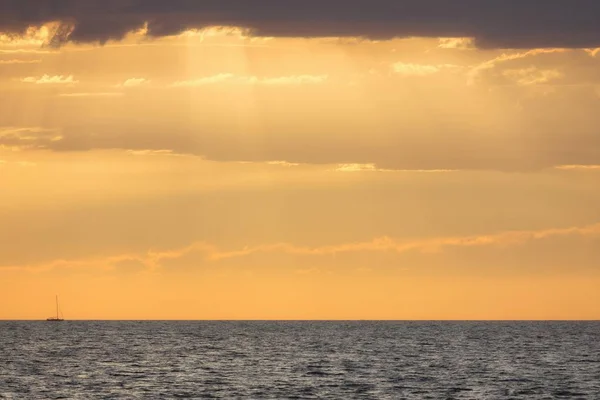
[
  {"left": 5, "top": 113, "right": 600, "bottom": 172},
  {"left": 1, "top": 0, "right": 600, "bottom": 49}
]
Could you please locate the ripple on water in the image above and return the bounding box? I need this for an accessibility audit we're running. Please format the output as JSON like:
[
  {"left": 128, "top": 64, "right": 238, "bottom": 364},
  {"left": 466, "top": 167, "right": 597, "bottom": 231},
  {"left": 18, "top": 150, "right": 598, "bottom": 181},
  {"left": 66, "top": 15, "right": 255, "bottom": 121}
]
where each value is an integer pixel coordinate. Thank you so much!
[{"left": 0, "top": 321, "right": 598, "bottom": 399}]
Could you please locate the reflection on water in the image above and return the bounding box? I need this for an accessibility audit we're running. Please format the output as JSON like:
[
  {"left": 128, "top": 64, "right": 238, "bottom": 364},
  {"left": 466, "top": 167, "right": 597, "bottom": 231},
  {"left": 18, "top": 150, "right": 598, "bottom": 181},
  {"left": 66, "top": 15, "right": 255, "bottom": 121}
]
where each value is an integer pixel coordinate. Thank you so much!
[{"left": 0, "top": 321, "right": 598, "bottom": 399}]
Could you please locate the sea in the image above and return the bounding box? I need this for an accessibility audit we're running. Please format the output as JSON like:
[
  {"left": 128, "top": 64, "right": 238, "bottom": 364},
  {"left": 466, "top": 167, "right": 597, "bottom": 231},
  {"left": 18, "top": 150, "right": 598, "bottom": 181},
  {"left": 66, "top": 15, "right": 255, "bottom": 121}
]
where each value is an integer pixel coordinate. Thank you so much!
[{"left": 0, "top": 321, "right": 598, "bottom": 399}]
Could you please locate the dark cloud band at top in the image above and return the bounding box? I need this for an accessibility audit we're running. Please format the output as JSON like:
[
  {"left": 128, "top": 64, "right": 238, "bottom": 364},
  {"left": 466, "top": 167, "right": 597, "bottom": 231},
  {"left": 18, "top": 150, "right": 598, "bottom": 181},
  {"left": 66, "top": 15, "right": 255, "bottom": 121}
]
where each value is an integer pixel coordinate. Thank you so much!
[{"left": 1, "top": 0, "right": 600, "bottom": 49}]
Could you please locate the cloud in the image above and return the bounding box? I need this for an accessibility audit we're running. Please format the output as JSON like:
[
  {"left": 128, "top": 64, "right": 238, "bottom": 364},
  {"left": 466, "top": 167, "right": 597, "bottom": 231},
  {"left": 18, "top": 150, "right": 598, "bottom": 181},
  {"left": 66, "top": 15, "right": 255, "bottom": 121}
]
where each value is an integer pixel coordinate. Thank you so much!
[
  {"left": 3, "top": 41, "right": 600, "bottom": 173},
  {"left": 0, "top": 126, "right": 59, "bottom": 137},
  {"left": 206, "top": 223, "right": 600, "bottom": 262},
  {"left": 392, "top": 62, "right": 459, "bottom": 76},
  {"left": 20, "top": 74, "right": 78, "bottom": 84},
  {"left": 335, "top": 163, "right": 389, "bottom": 172},
  {"left": 171, "top": 73, "right": 234, "bottom": 86},
  {"left": 1, "top": 1, "right": 600, "bottom": 49},
  {"left": 468, "top": 48, "right": 568, "bottom": 84},
  {"left": 0, "top": 126, "right": 62, "bottom": 149},
  {"left": 0, "top": 22, "right": 55, "bottom": 47},
  {"left": 58, "top": 92, "right": 124, "bottom": 97},
  {"left": 8, "top": 110, "right": 600, "bottom": 172},
  {"left": 333, "top": 164, "right": 453, "bottom": 173},
  {"left": 171, "top": 74, "right": 327, "bottom": 87},
  {"left": 555, "top": 165, "right": 600, "bottom": 171},
  {"left": 467, "top": 47, "right": 600, "bottom": 87},
  {"left": 266, "top": 161, "right": 300, "bottom": 167},
  {"left": 0, "top": 159, "right": 35, "bottom": 167},
  {"left": 4, "top": 221, "right": 600, "bottom": 273},
  {"left": 502, "top": 67, "right": 563, "bottom": 86},
  {"left": 118, "top": 77, "right": 148, "bottom": 87},
  {"left": 0, "top": 49, "right": 52, "bottom": 54},
  {"left": 127, "top": 149, "right": 183, "bottom": 157},
  {"left": 584, "top": 48, "right": 600, "bottom": 57},
  {"left": 0, "top": 58, "right": 41, "bottom": 64},
  {"left": 438, "top": 37, "right": 474, "bottom": 50}
]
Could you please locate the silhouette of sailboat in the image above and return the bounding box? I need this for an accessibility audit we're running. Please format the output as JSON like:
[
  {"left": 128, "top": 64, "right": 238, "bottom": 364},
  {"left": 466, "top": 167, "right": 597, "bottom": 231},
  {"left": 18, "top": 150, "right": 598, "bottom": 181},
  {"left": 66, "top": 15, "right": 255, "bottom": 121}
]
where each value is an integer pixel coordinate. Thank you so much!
[{"left": 46, "top": 295, "right": 64, "bottom": 322}]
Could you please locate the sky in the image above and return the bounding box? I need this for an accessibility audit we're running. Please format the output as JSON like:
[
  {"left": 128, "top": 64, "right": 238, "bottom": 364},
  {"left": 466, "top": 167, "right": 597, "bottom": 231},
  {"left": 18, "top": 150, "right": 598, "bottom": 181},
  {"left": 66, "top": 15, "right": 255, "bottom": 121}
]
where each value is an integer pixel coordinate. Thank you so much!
[{"left": 1, "top": 1, "right": 600, "bottom": 320}]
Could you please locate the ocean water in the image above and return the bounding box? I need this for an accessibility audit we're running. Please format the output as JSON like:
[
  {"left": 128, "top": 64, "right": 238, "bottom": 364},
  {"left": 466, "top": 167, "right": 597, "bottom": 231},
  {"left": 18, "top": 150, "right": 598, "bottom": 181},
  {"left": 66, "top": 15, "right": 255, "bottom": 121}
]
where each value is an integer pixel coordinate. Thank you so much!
[{"left": 0, "top": 321, "right": 598, "bottom": 399}]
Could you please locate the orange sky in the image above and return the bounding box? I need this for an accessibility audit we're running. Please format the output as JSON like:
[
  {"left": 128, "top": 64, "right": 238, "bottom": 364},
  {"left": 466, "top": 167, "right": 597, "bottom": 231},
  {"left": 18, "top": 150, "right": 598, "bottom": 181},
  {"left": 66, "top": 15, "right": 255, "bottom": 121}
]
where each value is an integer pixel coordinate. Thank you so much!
[{"left": 1, "top": 25, "right": 600, "bottom": 320}]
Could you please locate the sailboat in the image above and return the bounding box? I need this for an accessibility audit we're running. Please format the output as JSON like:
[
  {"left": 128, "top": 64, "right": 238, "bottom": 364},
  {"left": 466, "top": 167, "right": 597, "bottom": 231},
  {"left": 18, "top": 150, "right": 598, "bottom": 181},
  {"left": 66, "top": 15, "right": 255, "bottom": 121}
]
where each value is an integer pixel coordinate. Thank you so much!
[{"left": 46, "top": 295, "right": 64, "bottom": 322}]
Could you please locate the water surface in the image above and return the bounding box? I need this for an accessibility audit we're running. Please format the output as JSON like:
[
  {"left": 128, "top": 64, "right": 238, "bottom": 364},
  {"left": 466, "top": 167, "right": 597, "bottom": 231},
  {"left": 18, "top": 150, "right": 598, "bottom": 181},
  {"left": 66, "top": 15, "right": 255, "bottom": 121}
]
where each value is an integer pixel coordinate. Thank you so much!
[{"left": 0, "top": 321, "right": 598, "bottom": 398}]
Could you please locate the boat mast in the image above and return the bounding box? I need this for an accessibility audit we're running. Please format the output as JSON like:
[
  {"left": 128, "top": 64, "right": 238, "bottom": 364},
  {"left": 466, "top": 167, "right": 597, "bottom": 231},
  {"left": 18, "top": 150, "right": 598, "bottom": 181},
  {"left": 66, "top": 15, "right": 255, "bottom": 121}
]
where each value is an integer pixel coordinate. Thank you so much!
[{"left": 55, "top": 295, "right": 59, "bottom": 319}]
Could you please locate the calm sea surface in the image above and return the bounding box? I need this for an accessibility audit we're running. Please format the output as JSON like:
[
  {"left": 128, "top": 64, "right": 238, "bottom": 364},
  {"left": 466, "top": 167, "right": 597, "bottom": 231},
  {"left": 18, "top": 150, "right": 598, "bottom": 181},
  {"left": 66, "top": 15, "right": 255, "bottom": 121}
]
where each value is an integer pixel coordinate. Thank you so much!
[{"left": 0, "top": 321, "right": 598, "bottom": 399}]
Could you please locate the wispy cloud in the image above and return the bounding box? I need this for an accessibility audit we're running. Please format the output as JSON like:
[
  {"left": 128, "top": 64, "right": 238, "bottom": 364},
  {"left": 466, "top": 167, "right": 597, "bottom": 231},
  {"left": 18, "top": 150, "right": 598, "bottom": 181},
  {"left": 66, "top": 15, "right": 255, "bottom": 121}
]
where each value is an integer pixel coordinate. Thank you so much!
[
  {"left": 127, "top": 149, "right": 183, "bottom": 157},
  {"left": 0, "top": 126, "right": 62, "bottom": 150},
  {"left": 0, "top": 159, "right": 36, "bottom": 167},
  {"left": 437, "top": 37, "right": 475, "bottom": 50},
  {"left": 392, "top": 62, "right": 459, "bottom": 76},
  {"left": 266, "top": 161, "right": 300, "bottom": 167},
  {"left": 0, "top": 126, "right": 60, "bottom": 138},
  {"left": 4, "top": 222, "right": 600, "bottom": 273},
  {"left": 555, "top": 165, "right": 600, "bottom": 171},
  {"left": 468, "top": 48, "right": 568, "bottom": 84},
  {"left": 185, "top": 223, "right": 600, "bottom": 263},
  {"left": 117, "top": 77, "right": 149, "bottom": 87},
  {"left": 335, "top": 163, "right": 455, "bottom": 173},
  {"left": 20, "top": 74, "right": 78, "bottom": 84},
  {"left": 0, "top": 24, "right": 55, "bottom": 47},
  {"left": 585, "top": 48, "right": 600, "bottom": 57},
  {"left": 0, "top": 49, "right": 52, "bottom": 54},
  {"left": 335, "top": 163, "right": 389, "bottom": 172},
  {"left": 57, "top": 92, "right": 123, "bottom": 98},
  {"left": 171, "top": 73, "right": 234, "bottom": 86},
  {"left": 171, "top": 74, "right": 328, "bottom": 87},
  {"left": 502, "top": 67, "right": 563, "bottom": 85},
  {"left": 0, "top": 58, "right": 41, "bottom": 64}
]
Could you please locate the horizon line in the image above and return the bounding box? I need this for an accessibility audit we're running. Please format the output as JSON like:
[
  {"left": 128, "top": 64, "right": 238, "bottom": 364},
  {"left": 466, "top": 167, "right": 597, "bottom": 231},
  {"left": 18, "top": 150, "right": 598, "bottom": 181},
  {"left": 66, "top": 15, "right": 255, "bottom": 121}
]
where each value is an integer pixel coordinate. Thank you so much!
[{"left": 2, "top": 319, "right": 599, "bottom": 322}]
